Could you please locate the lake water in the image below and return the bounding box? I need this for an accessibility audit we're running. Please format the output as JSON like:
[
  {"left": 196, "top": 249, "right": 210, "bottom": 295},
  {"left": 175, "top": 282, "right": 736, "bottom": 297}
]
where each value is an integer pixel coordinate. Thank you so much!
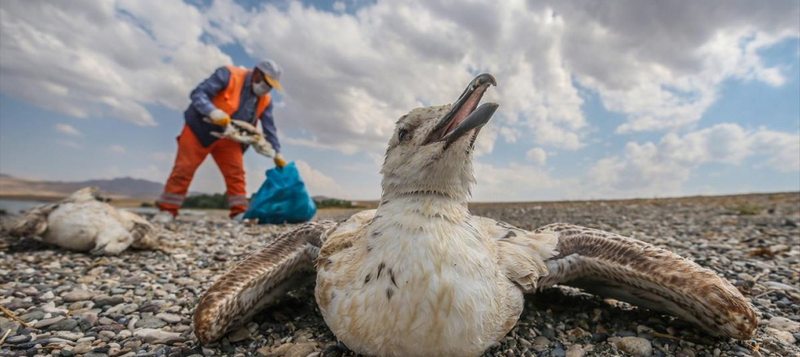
[{"left": 0, "top": 199, "right": 47, "bottom": 214}]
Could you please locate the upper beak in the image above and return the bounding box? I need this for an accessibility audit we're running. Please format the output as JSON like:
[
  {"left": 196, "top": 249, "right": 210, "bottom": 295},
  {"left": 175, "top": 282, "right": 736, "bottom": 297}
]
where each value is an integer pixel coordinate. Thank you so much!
[{"left": 424, "top": 73, "right": 498, "bottom": 145}]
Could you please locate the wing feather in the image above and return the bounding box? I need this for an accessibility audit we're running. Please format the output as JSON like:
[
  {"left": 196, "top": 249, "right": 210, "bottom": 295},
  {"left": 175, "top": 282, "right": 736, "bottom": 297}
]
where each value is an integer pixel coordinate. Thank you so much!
[
  {"left": 534, "top": 223, "right": 758, "bottom": 339},
  {"left": 193, "top": 220, "right": 337, "bottom": 344},
  {"left": 9, "top": 203, "right": 58, "bottom": 238}
]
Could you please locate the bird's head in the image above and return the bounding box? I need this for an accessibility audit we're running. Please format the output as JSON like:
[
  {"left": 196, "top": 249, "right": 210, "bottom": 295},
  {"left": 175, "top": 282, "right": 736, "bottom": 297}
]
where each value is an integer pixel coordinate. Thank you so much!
[{"left": 380, "top": 73, "right": 498, "bottom": 203}]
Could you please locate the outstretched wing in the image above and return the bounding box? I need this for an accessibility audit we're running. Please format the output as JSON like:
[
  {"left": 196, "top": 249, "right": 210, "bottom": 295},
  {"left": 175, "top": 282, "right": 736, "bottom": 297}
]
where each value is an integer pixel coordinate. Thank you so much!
[
  {"left": 534, "top": 223, "right": 758, "bottom": 340},
  {"left": 193, "top": 220, "right": 338, "bottom": 344}
]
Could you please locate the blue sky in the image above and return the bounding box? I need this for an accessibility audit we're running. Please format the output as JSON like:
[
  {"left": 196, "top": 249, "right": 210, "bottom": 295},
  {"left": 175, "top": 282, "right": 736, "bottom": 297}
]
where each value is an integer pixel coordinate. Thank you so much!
[{"left": 1, "top": 0, "right": 798, "bottom": 201}]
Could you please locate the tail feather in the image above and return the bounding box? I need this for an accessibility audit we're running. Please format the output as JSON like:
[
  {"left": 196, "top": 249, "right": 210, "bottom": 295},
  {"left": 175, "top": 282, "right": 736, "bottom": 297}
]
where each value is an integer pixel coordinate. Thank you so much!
[{"left": 535, "top": 223, "right": 758, "bottom": 340}]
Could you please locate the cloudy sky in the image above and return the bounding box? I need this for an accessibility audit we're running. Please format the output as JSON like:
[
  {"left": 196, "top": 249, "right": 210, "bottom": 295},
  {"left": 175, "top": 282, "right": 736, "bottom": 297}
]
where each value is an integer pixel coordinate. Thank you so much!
[{"left": 1, "top": 0, "right": 798, "bottom": 201}]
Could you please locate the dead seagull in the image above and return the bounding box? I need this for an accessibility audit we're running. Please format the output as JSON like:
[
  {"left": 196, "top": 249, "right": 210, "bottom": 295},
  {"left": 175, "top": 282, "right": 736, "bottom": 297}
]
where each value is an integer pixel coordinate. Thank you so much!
[
  {"left": 9, "top": 187, "right": 165, "bottom": 255},
  {"left": 193, "top": 74, "right": 757, "bottom": 356},
  {"left": 208, "top": 118, "right": 276, "bottom": 158}
]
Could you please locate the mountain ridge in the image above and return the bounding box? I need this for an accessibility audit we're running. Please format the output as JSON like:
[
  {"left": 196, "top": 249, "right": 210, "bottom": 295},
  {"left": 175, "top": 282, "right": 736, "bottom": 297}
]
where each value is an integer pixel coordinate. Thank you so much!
[{"left": 0, "top": 174, "right": 164, "bottom": 200}]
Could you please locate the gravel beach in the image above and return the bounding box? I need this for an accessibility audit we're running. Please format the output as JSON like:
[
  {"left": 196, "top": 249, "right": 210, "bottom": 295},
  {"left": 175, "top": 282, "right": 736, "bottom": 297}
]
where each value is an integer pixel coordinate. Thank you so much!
[{"left": 1, "top": 192, "right": 798, "bottom": 356}]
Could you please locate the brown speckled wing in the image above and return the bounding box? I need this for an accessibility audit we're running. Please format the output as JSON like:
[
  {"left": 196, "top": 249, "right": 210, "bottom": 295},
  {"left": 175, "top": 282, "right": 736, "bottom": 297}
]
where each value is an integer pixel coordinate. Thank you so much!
[
  {"left": 193, "top": 220, "right": 338, "bottom": 344},
  {"left": 9, "top": 203, "right": 58, "bottom": 238},
  {"left": 535, "top": 223, "right": 758, "bottom": 340}
]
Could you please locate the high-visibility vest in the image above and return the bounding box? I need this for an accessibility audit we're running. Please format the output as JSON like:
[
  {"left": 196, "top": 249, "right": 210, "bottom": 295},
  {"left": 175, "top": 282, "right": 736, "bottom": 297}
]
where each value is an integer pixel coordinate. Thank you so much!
[{"left": 212, "top": 65, "right": 271, "bottom": 122}]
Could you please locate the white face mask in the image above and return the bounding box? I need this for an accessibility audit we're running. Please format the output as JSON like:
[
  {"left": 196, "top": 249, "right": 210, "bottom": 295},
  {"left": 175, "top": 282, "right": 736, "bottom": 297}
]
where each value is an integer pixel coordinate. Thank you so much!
[{"left": 252, "top": 80, "right": 270, "bottom": 96}]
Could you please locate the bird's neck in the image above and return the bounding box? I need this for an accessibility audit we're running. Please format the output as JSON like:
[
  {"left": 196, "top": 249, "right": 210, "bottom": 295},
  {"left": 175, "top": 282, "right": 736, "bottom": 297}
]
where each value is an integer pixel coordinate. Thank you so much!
[{"left": 376, "top": 194, "right": 470, "bottom": 223}]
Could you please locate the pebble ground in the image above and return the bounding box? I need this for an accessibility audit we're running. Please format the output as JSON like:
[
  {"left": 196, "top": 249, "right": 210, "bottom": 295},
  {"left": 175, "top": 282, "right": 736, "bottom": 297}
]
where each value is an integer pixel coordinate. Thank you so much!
[{"left": 1, "top": 192, "right": 798, "bottom": 356}]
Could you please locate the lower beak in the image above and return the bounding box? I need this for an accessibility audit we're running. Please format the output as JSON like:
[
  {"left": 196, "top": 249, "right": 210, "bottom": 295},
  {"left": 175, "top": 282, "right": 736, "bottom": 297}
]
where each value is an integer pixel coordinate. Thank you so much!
[
  {"left": 424, "top": 73, "right": 498, "bottom": 145},
  {"left": 443, "top": 103, "right": 498, "bottom": 145}
]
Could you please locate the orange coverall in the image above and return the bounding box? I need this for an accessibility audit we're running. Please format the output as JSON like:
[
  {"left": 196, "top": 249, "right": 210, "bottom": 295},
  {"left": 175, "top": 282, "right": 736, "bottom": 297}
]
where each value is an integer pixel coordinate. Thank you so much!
[{"left": 157, "top": 66, "right": 273, "bottom": 217}]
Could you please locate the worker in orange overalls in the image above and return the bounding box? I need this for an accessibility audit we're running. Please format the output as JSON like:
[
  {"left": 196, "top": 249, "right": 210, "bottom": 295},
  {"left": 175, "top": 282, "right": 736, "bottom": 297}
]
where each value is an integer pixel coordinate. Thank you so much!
[{"left": 154, "top": 60, "right": 287, "bottom": 222}]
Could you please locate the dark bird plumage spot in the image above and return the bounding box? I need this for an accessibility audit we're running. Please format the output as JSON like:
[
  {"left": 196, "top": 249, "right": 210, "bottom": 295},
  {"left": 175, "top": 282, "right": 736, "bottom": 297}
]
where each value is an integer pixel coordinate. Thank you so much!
[
  {"left": 377, "top": 262, "right": 385, "bottom": 278},
  {"left": 503, "top": 231, "right": 517, "bottom": 238},
  {"left": 364, "top": 274, "right": 372, "bottom": 284},
  {"left": 389, "top": 269, "right": 398, "bottom": 288},
  {"left": 386, "top": 288, "right": 394, "bottom": 300}
]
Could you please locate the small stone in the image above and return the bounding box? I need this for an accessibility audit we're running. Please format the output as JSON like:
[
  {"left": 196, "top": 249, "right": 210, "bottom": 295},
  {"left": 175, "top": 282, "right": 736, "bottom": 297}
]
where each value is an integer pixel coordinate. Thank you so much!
[
  {"left": 259, "top": 342, "right": 315, "bottom": 357},
  {"left": 77, "top": 336, "right": 96, "bottom": 343},
  {"left": 20, "top": 310, "right": 45, "bottom": 322},
  {"left": 764, "top": 281, "right": 797, "bottom": 291},
  {"left": 765, "top": 327, "right": 796, "bottom": 345},
  {"left": 34, "top": 316, "right": 65, "bottom": 328},
  {"left": 6, "top": 334, "right": 32, "bottom": 344},
  {"left": 98, "top": 330, "right": 116, "bottom": 340},
  {"left": 41, "top": 301, "right": 69, "bottom": 316},
  {"left": 105, "top": 303, "right": 138, "bottom": 315},
  {"left": 133, "top": 328, "right": 185, "bottom": 344},
  {"left": 518, "top": 338, "right": 531, "bottom": 348},
  {"left": 49, "top": 318, "right": 79, "bottom": 331},
  {"left": 566, "top": 344, "right": 592, "bottom": 357},
  {"left": 155, "top": 312, "right": 182, "bottom": 324},
  {"left": 62, "top": 290, "right": 94, "bottom": 303},
  {"left": 0, "top": 317, "right": 20, "bottom": 334},
  {"left": 53, "top": 330, "right": 83, "bottom": 341},
  {"left": 40, "top": 291, "right": 55, "bottom": 300},
  {"left": 532, "top": 336, "right": 550, "bottom": 352},
  {"left": 134, "top": 317, "right": 167, "bottom": 329},
  {"left": 767, "top": 316, "right": 800, "bottom": 333},
  {"left": 610, "top": 336, "right": 653, "bottom": 357},
  {"left": 73, "top": 342, "right": 93, "bottom": 354},
  {"left": 138, "top": 303, "right": 162, "bottom": 313},
  {"left": 5, "top": 299, "right": 33, "bottom": 310},
  {"left": 552, "top": 346, "right": 566, "bottom": 357},
  {"left": 83, "top": 353, "right": 109, "bottom": 357},
  {"left": 93, "top": 295, "right": 125, "bottom": 307}
]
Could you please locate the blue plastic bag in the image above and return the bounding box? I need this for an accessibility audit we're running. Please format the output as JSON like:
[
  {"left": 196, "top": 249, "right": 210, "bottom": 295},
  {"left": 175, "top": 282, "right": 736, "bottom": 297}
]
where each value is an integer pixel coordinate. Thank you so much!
[{"left": 244, "top": 162, "right": 317, "bottom": 224}]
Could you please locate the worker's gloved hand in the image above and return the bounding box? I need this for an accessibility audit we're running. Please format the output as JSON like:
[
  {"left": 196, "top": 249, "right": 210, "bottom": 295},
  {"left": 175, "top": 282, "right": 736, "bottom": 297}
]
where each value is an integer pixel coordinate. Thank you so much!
[
  {"left": 209, "top": 109, "right": 231, "bottom": 126},
  {"left": 274, "top": 153, "right": 287, "bottom": 168}
]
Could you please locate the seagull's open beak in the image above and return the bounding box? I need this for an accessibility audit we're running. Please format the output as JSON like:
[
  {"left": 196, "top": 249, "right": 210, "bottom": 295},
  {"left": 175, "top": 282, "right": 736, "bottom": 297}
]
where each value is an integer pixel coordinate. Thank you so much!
[{"left": 424, "top": 73, "right": 498, "bottom": 146}]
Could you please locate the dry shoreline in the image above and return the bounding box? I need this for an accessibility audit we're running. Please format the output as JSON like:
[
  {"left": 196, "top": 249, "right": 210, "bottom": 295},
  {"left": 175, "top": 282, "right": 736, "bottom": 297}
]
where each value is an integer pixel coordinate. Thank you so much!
[{"left": 1, "top": 192, "right": 798, "bottom": 356}]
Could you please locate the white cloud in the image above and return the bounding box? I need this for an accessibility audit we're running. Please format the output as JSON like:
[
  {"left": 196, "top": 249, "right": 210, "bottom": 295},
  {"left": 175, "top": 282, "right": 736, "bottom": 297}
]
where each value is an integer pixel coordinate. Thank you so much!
[
  {"left": 526, "top": 148, "right": 547, "bottom": 166},
  {"left": 109, "top": 145, "right": 126, "bottom": 154},
  {"left": 498, "top": 126, "right": 520, "bottom": 143},
  {"left": 294, "top": 160, "right": 343, "bottom": 197},
  {"left": 587, "top": 124, "right": 800, "bottom": 197},
  {"left": 556, "top": 2, "right": 799, "bottom": 133},
  {"left": 54, "top": 123, "right": 81, "bottom": 136},
  {"left": 473, "top": 161, "right": 571, "bottom": 201},
  {"left": 58, "top": 140, "right": 82, "bottom": 149},
  {"left": 333, "top": 2, "right": 346, "bottom": 13},
  {"left": 3, "top": 1, "right": 797, "bottom": 150},
  {"left": 0, "top": 0, "right": 230, "bottom": 126},
  {"left": 150, "top": 151, "right": 173, "bottom": 163}
]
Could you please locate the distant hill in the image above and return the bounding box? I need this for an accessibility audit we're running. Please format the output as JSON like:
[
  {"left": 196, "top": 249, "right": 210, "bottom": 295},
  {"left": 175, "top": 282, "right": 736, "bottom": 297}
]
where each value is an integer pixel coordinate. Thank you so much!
[{"left": 0, "top": 174, "right": 164, "bottom": 200}]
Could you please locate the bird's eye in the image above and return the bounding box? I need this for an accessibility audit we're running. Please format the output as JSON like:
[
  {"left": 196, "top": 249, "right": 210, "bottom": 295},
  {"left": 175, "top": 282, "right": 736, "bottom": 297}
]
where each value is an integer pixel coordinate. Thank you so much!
[{"left": 398, "top": 128, "right": 410, "bottom": 142}]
